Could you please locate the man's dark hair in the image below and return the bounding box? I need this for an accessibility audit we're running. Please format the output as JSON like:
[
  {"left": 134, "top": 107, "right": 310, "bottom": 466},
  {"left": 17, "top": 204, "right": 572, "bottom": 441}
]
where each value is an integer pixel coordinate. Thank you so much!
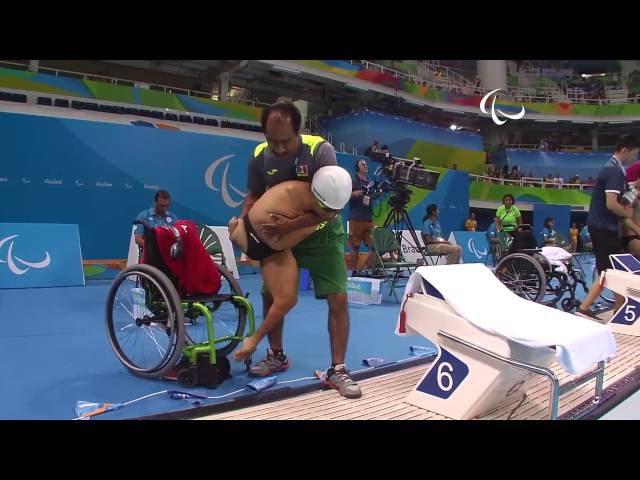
[
  {"left": 615, "top": 134, "right": 640, "bottom": 152},
  {"left": 155, "top": 190, "right": 170, "bottom": 202},
  {"left": 261, "top": 102, "right": 302, "bottom": 134},
  {"left": 422, "top": 204, "right": 438, "bottom": 223},
  {"left": 502, "top": 193, "right": 515, "bottom": 203}
]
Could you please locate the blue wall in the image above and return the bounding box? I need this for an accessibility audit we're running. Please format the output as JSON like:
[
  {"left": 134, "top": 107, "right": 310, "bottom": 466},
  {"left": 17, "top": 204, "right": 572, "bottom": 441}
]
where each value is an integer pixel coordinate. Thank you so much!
[
  {"left": 494, "top": 149, "right": 611, "bottom": 180},
  {"left": 412, "top": 170, "right": 470, "bottom": 238},
  {"left": 0, "top": 111, "right": 472, "bottom": 260},
  {"left": 0, "top": 112, "right": 260, "bottom": 259},
  {"left": 321, "top": 110, "right": 484, "bottom": 157}
]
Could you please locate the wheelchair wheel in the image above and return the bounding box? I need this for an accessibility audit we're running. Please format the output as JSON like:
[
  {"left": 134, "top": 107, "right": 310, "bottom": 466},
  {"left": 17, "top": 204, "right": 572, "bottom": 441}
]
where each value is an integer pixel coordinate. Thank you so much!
[
  {"left": 495, "top": 253, "right": 547, "bottom": 303},
  {"left": 540, "top": 271, "right": 563, "bottom": 307},
  {"left": 184, "top": 263, "right": 247, "bottom": 357},
  {"left": 533, "top": 253, "right": 566, "bottom": 307},
  {"left": 105, "top": 263, "right": 185, "bottom": 378},
  {"left": 489, "top": 241, "right": 503, "bottom": 267},
  {"left": 591, "top": 265, "right": 615, "bottom": 304}
]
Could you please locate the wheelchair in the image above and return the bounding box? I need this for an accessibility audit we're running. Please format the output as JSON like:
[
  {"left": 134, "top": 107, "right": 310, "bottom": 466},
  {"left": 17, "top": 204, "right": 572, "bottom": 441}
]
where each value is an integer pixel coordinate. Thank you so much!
[
  {"left": 493, "top": 229, "right": 589, "bottom": 311},
  {"left": 105, "top": 222, "right": 255, "bottom": 388}
]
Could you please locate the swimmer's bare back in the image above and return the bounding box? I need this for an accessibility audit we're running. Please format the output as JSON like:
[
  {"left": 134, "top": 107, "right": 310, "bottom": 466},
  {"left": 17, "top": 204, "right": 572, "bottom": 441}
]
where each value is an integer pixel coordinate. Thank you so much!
[{"left": 229, "top": 180, "right": 321, "bottom": 253}]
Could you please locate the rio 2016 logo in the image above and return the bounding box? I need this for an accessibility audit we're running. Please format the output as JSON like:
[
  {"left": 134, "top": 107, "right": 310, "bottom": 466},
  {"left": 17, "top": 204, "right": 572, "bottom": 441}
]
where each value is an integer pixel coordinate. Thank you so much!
[
  {"left": 204, "top": 155, "right": 248, "bottom": 208},
  {"left": 0, "top": 235, "right": 51, "bottom": 275},
  {"left": 480, "top": 89, "right": 526, "bottom": 126},
  {"left": 467, "top": 238, "right": 488, "bottom": 260}
]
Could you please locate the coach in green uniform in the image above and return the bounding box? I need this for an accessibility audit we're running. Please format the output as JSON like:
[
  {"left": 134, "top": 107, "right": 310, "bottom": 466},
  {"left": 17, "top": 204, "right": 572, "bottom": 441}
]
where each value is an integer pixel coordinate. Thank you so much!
[{"left": 240, "top": 102, "right": 361, "bottom": 399}]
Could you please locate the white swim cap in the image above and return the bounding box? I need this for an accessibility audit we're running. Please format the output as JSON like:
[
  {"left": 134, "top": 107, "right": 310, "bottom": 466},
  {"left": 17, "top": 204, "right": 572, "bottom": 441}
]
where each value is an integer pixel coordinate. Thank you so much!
[{"left": 311, "top": 166, "right": 353, "bottom": 210}]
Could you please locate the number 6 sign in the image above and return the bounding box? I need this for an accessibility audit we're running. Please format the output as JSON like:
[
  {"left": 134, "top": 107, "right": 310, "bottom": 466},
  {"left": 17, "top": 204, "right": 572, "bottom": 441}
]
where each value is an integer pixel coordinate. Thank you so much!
[{"left": 416, "top": 347, "right": 469, "bottom": 399}]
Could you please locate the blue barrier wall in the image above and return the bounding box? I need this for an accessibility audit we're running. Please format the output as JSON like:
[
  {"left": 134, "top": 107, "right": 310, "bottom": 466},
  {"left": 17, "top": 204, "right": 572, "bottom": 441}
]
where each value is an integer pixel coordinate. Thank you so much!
[
  {"left": 0, "top": 112, "right": 261, "bottom": 258},
  {"left": 321, "top": 110, "right": 484, "bottom": 156},
  {"left": 494, "top": 149, "right": 612, "bottom": 180},
  {"left": 0, "top": 111, "right": 471, "bottom": 259},
  {"left": 410, "top": 170, "right": 470, "bottom": 239}
]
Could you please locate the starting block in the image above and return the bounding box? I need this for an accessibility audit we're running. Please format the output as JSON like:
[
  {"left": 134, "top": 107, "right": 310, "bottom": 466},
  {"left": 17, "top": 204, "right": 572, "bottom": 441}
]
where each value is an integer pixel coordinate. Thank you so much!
[
  {"left": 601, "top": 254, "right": 640, "bottom": 337},
  {"left": 396, "top": 264, "right": 615, "bottom": 420}
]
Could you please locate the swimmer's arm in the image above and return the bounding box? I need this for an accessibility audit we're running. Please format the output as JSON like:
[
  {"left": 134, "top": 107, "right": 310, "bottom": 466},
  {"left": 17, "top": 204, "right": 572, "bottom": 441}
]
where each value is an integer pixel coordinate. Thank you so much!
[
  {"left": 262, "top": 184, "right": 338, "bottom": 235},
  {"left": 620, "top": 216, "right": 640, "bottom": 236},
  {"left": 263, "top": 211, "right": 325, "bottom": 236},
  {"left": 605, "top": 192, "right": 638, "bottom": 231}
]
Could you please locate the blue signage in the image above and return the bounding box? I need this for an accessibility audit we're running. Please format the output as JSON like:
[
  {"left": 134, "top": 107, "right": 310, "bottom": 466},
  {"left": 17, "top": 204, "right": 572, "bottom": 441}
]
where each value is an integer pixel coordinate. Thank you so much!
[
  {"left": 0, "top": 223, "right": 85, "bottom": 289},
  {"left": 450, "top": 231, "right": 490, "bottom": 264}
]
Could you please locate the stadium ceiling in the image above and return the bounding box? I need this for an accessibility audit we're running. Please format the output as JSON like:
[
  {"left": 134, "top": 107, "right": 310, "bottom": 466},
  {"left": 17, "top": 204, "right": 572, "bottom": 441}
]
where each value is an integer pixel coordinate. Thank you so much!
[{"left": 91, "top": 60, "right": 454, "bottom": 118}]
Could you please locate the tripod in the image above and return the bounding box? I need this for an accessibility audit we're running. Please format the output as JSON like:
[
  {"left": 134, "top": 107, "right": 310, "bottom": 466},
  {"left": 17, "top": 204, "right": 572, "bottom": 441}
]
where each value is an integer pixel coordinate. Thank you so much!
[{"left": 381, "top": 188, "right": 428, "bottom": 265}]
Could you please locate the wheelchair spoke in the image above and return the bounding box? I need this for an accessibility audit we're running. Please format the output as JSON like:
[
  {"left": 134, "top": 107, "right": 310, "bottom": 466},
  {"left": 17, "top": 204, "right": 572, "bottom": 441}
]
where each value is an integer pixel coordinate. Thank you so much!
[
  {"left": 117, "top": 300, "right": 135, "bottom": 320},
  {"left": 142, "top": 325, "right": 166, "bottom": 357},
  {"left": 496, "top": 253, "right": 545, "bottom": 303}
]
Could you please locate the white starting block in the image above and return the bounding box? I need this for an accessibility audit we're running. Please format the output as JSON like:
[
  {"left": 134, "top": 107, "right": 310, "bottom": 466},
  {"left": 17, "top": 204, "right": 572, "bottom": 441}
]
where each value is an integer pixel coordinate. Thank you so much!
[
  {"left": 601, "top": 254, "right": 640, "bottom": 337},
  {"left": 396, "top": 264, "right": 616, "bottom": 420}
]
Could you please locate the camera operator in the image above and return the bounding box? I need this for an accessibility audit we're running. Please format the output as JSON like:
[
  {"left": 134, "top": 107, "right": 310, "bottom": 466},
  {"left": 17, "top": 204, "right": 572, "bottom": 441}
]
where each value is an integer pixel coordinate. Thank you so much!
[
  {"left": 576, "top": 134, "right": 640, "bottom": 319},
  {"left": 348, "top": 158, "right": 381, "bottom": 274}
]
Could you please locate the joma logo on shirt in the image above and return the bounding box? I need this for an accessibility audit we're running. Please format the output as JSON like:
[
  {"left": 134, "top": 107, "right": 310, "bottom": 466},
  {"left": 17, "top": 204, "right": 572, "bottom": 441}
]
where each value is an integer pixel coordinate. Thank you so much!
[{"left": 267, "top": 169, "right": 279, "bottom": 176}]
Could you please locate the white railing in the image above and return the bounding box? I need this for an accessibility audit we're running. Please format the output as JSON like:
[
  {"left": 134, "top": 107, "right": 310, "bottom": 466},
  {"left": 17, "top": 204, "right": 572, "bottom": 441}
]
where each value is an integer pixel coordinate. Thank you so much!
[
  {"left": 470, "top": 174, "right": 589, "bottom": 190},
  {"left": 0, "top": 60, "right": 272, "bottom": 108},
  {"left": 419, "top": 60, "right": 477, "bottom": 91},
  {"left": 502, "top": 144, "right": 615, "bottom": 152}
]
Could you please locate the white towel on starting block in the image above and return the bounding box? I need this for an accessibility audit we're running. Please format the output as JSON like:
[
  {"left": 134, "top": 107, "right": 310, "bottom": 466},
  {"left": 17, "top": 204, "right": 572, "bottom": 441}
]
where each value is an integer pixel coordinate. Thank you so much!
[{"left": 395, "top": 264, "right": 616, "bottom": 375}]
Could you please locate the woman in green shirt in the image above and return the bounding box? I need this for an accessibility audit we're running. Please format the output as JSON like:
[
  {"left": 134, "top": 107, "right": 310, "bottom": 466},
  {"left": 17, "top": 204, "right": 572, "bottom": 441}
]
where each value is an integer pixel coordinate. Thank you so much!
[{"left": 495, "top": 194, "right": 522, "bottom": 235}]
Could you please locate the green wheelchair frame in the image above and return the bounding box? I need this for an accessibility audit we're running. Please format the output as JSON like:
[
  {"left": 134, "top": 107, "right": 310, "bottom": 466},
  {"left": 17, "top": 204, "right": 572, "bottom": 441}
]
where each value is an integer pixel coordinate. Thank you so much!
[
  {"left": 105, "top": 223, "right": 256, "bottom": 388},
  {"left": 178, "top": 289, "right": 256, "bottom": 387}
]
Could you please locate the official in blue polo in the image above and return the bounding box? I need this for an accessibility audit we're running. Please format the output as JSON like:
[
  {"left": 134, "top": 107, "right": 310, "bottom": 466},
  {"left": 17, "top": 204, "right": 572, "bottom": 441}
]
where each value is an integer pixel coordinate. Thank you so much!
[
  {"left": 134, "top": 190, "right": 177, "bottom": 247},
  {"left": 576, "top": 134, "right": 640, "bottom": 318}
]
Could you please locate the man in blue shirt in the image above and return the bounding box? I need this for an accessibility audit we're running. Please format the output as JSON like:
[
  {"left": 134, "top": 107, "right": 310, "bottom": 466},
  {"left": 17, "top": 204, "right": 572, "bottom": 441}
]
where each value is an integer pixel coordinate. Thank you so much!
[
  {"left": 134, "top": 190, "right": 177, "bottom": 248},
  {"left": 577, "top": 134, "right": 640, "bottom": 318},
  {"left": 579, "top": 225, "right": 592, "bottom": 250},
  {"left": 421, "top": 203, "right": 461, "bottom": 264},
  {"left": 540, "top": 217, "right": 558, "bottom": 246}
]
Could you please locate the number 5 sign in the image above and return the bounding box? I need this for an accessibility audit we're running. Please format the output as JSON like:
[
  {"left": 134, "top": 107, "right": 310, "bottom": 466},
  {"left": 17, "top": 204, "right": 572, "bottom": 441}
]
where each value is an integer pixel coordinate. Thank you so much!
[
  {"left": 416, "top": 348, "right": 469, "bottom": 399},
  {"left": 612, "top": 296, "right": 640, "bottom": 326}
]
